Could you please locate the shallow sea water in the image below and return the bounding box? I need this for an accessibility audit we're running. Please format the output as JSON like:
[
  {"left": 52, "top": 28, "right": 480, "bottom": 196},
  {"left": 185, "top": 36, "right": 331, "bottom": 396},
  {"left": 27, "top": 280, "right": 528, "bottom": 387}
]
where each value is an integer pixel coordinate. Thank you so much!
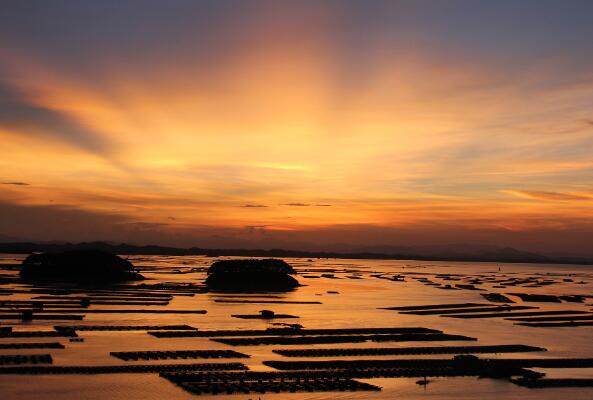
[{"left": 1, "top": 254, "right": 592, "bottom": 399}]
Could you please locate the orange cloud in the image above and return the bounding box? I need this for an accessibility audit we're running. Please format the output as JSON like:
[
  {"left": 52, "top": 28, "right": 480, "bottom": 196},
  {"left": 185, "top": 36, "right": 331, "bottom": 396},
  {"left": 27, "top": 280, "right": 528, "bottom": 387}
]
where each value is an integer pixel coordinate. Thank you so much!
[{"left": 505, "top": 190, "right": 592, "bottom": 201}]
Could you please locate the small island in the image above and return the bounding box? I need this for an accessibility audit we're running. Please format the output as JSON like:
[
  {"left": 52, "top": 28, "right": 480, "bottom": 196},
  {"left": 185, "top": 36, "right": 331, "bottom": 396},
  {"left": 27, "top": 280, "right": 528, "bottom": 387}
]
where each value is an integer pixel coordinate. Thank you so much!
[
  {"left": 205, "top": 258, "right": 300, "bottom": 292},
  {"left": 19, "top": 250, "right": 144, "bottom": 284}
]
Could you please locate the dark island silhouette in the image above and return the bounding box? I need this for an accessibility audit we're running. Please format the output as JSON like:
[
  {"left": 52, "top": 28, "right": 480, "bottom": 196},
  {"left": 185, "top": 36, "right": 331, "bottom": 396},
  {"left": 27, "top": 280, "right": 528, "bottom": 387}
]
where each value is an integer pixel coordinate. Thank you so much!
[
  {"left": 19, "top": 250, "right": 144, "bottom": 284},
  {"left": 205, "top": 259, "right": 300, "bottom": 292}
]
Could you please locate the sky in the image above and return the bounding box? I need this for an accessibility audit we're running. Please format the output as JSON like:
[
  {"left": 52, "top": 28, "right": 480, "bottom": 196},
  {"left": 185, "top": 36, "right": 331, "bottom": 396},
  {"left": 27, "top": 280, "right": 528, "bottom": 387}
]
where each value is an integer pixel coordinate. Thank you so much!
[{"left": 1, "top": 1, "right": 593, "bottom": 255}]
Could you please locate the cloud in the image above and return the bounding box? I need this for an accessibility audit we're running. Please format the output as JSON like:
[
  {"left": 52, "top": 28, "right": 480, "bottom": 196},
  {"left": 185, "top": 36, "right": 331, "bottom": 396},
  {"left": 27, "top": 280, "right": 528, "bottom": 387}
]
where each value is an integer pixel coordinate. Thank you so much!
[
  {"left": 242, "top": 204, "right": 268, "bottom": 208},
  {"left": 506, "top": 190, "right": 591, "bottom": 201},
  {"left": 280, "top": 202, "right": 331, "bottom": 207},
  {"left": 0, "top": 200, "right": 131, "bottom": 242},
  {"left": 125, "top": 222, "right": 167, "bottom": 230},
  {"left": 244, "top": 225, "right": 269, "bottom": 234},
  {"left": 0, "top": 200, "right": 189, "bottom": 245},
  {"left": 0, "top": 82, "right": 112, "bottom": 156},
  {"left": 2, "top": 181, "right": 30, "bottom": 186}
]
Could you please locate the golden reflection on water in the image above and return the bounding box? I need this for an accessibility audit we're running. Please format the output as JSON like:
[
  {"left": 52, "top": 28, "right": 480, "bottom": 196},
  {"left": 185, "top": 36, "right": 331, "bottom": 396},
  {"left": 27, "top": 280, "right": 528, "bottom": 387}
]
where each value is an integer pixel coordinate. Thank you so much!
[{"left": 1, "top": 254, "right": 593, "bottom": 399}]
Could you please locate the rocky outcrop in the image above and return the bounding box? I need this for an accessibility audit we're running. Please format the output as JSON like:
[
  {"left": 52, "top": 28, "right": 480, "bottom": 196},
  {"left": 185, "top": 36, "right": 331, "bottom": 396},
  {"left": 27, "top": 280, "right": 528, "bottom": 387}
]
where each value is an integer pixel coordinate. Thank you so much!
[
  {"left": 205, "top": 259, "right": 300, "bottom": 292},
  {"left": 19, "top": 250, "right": 144, "bottom": 284}
]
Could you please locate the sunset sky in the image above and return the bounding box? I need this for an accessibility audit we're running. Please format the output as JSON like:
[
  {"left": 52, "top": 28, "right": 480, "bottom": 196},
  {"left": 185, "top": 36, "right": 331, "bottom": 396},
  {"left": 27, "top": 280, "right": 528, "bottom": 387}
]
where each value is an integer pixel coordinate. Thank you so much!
[{"left": 1, "top": 1, "right": 593, "bottom": 255}]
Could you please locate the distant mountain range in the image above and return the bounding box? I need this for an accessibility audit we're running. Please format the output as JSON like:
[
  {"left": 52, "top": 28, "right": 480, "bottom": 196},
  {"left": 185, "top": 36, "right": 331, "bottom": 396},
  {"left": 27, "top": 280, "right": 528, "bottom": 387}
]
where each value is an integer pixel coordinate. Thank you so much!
[
  {"left": 0, "top": 234, "right": 24, "bottom": 243},
  {"left": 0, "top": 241, "right": 591, "bottom": 265},
  {"left": 348, "top": 244, "right": 549, "bottom": 260}
]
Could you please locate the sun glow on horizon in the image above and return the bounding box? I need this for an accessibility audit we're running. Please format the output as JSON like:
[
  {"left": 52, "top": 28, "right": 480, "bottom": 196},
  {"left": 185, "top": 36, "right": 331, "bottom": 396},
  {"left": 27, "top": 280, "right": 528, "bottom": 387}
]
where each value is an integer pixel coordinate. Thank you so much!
[{"left": 1, "top": 1, "right": 593, "bottom": 254}]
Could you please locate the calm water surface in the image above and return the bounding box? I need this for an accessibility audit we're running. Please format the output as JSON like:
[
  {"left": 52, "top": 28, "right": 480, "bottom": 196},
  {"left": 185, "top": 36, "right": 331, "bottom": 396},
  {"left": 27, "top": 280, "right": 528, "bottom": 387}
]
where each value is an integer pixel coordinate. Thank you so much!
[{"left": 1, "top": 254, "right": 592, "bottom": 399}]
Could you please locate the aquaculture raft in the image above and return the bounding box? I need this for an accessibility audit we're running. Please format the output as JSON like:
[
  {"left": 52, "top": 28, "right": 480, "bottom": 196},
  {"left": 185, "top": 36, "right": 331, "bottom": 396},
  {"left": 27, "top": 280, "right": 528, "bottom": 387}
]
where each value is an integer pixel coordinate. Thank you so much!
[
  {"left": 161, "top": 371, "right": 381, "bottom": 395},
  {"left": 210, "top": 333, "right": 476, "bottom": 346},
  {"left": 0, "top": 342, "right": 65, "bottom": 350},
  {"left": 272, "top": 344, "right": 547, "bottom": 357},
  {"left": 110, "top": 350, "right": 249, "bottom": 361},
  {"left": 149, "top": 327, "right": 440, "bottom": 337},
  {"left": 0, "top": 362, "right": 248, "bottom": 375},
  {"left": 0, "top": 354, "right": 53, "bottom": 365},
  {"left": 59, "top": 325, "right": 198, "bottom": 331}
]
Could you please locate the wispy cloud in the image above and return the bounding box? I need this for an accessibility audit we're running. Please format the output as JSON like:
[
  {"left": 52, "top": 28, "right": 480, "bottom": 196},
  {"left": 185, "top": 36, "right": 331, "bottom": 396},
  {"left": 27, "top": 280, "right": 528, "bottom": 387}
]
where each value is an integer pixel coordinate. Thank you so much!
[
  {"left": 242, "top": 204, "right": 268, "bottom": 208},
  {"left": 280, "top": 203, "right": 332, "bottom": 207},
  {"left": 244, "top": 225, "right": 268, "bottom": 234},
  {"left": 0, "top": 82, "right": 113, "bottom": 156},
  {"left": 2, "top": 181, "right": 30, "bottom": 186},
  {"left": 505, "top": 190, "right": 591, "bottom": 201}
]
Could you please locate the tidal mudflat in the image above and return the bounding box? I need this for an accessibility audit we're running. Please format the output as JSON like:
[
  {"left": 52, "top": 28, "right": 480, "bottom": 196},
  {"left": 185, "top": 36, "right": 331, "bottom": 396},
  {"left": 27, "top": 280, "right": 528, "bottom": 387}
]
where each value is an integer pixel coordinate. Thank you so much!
[{"left": 1, "top": 254, "right": 593, "bottom": 399}]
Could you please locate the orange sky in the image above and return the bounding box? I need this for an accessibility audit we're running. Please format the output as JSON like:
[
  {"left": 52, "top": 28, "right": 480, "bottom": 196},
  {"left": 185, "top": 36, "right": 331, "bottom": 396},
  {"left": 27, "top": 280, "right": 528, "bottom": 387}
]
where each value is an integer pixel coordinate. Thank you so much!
[{"left": 1, "top": 2, "right": 593, "bottom": 255}]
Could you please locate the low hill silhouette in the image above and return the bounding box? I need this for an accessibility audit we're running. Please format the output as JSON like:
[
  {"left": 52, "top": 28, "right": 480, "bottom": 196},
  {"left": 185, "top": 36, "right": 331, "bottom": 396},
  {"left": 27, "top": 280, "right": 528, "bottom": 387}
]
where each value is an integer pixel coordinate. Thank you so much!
[
  {"left": 1, "top": 241, "right": 591, "bottom": 265},
  {"left": 20, "top": 250, "right": 144, "bottom": 284},
  {"left": 205, "top": 259, "right": 300, "bottom": 292}
]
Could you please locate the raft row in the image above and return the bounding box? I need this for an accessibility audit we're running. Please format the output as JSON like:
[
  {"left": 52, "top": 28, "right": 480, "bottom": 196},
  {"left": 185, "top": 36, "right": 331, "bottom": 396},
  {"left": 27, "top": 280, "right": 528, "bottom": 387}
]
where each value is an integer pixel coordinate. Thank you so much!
[
  {"left": 0, "top": 309, "right": 207, "bottom": 314},
  {"left": 211, "top": 333, "right": 476, "bottom": 346},
  {"left": 29, "top": 290, "right": 190, "bottom": 297},
  {"left": 231, "top": 314, "right": 299, "bottom": 319},
  {"left": 0, "top": 314, "right": 85, "bottom": 320},
  {"left": 0, "top": 362, "right": 248, "bottom": 374},
  {"left": 0, "top": 354, "right": 53, "bottom": 365},
  {"left": 263, "top": 357, "right": 593, "bottom": 371},
  {"left": 399, "top": 305, "right": 537, "bottom": 315},
  {"left": 0, "top": 342, "right": 65, "bottom": 350},
  {"left": 213, "top": 300, "right": 322, "bottom": 304},
  {"left": 176, "top": 377, "right": 381, "bottom": 395},
  {"left": 33, "top": 296, "right": 174, "bottom": 301},
  {"left": 380, "top": 303, "right": 488, "bottom": 311},
  {"left": 59, "top": 325, "right": 198, "bottom": 331},
  {"left": 507, "top": 314, "right": 593, "bottom": 322},
  {"left": 0, "top": 300, "right": 88, "bottom": 305},
  {"left": 160, "top": 364, "right": 540, "bottom": 383},
  {"left": 272, "top": 344, "right": 546, "bottom": 357},
  {"left": 0, "top": 304, "right": 89, "bottom": 309},
  {"left": 148, "top": 327, "right": 440, "bottom": 338},
  {"left": 110, "top": 350, "right": 249, "bottom": 361},
  {"left": 515, "top": 321, "right": 593, "bottom": 327},
  {"left": 445, "top": 310, "right": 590, "bottom": 319},
  {"left": 0, "top": 300, "right": 171, "bottom": 306},
  {"left": 0, "top": 330, "right": 77, "bottom": 338}
]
